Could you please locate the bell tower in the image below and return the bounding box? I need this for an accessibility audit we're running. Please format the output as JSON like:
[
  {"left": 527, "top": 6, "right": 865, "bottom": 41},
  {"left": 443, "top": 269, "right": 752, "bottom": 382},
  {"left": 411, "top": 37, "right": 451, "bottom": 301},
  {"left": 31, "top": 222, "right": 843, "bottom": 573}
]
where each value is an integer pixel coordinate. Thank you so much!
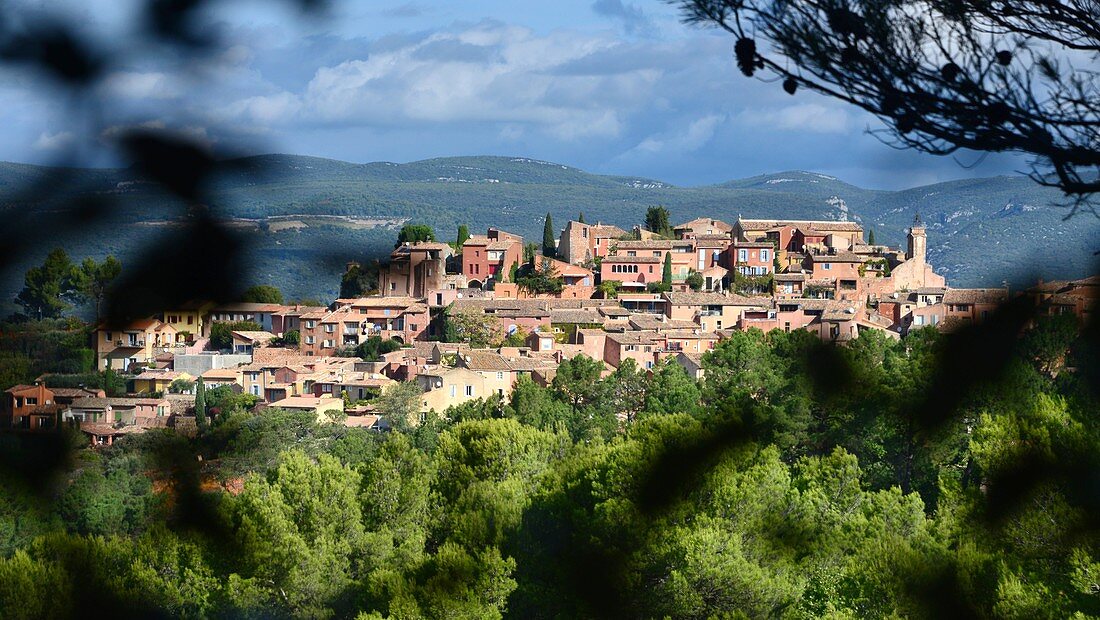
[{"left": 906, "top": 213, "right": 926, "bottom": 262}]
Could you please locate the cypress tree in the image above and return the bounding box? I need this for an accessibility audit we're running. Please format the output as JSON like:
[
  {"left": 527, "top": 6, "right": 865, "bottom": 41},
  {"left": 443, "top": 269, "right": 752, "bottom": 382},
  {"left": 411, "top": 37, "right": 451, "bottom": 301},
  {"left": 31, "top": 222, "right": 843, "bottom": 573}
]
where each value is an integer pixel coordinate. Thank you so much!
[
  {"left": 868, "top": 228, "right": 876, "bottom": 245},
  {"left": 578, "top": 212, "right": 586, "bottom": 223},
  {"left": 662, "top": 252, "right": 673, "bottom": 287},
  {"left": 195, "top": 376, "right": 207, "bottom": 431},
  {"left": 543, "top": 213, "right": 556, "bottom": 258},
  {"left": 457, "top": 224, "right": 470, "bottom": 247}
]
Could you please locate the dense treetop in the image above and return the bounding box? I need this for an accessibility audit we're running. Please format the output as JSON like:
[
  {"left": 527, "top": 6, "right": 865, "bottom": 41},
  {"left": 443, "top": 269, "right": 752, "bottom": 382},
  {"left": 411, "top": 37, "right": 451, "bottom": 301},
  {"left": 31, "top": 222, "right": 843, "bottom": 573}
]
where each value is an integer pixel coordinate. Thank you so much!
[{"left": 0, "top": 312, "right": 1096, "bottom": 618}]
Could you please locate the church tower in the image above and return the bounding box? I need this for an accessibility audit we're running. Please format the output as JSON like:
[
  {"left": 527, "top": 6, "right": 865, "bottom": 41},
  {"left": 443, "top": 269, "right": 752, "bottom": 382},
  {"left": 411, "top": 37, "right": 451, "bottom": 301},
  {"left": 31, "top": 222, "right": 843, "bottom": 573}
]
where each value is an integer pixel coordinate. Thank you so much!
[{"left": 906, "top": 213, "right": 926, "bottom": 262}]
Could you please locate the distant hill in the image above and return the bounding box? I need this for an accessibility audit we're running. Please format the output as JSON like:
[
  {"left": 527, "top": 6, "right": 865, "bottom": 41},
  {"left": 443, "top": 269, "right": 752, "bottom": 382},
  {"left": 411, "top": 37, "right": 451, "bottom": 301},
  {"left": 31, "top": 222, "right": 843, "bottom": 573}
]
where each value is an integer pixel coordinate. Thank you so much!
[{"left": 0, "top": 154, "right": 1095, "bottom": 308}]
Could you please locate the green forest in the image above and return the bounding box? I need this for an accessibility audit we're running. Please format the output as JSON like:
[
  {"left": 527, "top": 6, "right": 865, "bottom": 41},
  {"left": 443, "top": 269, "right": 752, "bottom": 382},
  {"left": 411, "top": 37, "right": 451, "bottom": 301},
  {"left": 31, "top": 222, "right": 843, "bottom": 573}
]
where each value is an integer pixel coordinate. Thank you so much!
[{"left": 0, "top": 314, "right": 1097, "bottom": 619}]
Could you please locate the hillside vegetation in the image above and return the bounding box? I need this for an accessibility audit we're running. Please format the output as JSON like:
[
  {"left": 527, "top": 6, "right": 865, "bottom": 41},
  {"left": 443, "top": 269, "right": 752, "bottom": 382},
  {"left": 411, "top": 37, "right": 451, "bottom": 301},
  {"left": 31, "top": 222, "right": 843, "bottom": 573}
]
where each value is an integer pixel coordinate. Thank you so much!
[{"left": 1, "top": 155, "right": 1095, "bottom": 305}]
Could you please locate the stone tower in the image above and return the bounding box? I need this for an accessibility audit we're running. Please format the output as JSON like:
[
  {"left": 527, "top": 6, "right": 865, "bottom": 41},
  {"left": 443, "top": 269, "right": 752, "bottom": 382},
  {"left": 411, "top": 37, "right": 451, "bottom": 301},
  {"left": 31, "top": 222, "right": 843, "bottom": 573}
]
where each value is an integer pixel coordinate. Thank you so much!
[{"left": 906, "top": 213, "right": 926, "bottom": 262}]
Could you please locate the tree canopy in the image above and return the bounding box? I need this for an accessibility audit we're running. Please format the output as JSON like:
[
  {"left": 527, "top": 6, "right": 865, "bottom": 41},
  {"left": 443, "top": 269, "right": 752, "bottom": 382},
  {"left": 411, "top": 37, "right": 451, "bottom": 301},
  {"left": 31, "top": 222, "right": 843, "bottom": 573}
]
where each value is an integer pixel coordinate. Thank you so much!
[
  {"left": 240, "top": 284, "right": 283, "bottom": 304},
  {"left": 209, "top": 320, "right": 261, "bottom": 351},
  {"left": 644, "top": 206, "right": 673, "bottom": 237},
  {"left": 396, "top": 224, "right": 436, "bottom": 246},
  {"left": 17, "top": 249, "right": 80, "bottom": 319},
  {"left": 542, "top": 212, "right": 556, "bottom": 259},
  {"left": 0, "top": 297, "right": 1096, "bottom": 619}
]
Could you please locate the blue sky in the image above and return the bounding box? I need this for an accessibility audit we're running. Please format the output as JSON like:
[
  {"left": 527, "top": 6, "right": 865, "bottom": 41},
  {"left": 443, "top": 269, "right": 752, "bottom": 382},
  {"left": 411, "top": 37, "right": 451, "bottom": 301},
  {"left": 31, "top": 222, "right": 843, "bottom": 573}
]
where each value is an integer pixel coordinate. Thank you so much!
[{"left": 5, "top": 0, "right": 1029, "bottom": 188}]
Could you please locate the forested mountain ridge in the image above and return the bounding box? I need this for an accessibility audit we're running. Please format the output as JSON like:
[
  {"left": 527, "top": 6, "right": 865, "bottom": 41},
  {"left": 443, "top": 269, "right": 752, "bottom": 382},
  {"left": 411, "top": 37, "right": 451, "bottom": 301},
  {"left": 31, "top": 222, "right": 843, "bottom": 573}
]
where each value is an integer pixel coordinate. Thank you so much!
[{"left": 0, "top": 155, "right": 1095, "bottom": 306}]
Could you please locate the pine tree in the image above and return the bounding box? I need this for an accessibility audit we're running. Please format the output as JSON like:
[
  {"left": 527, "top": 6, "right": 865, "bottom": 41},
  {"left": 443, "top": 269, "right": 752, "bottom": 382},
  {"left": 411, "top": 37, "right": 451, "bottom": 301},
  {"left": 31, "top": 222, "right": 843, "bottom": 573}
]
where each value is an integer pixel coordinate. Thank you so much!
[
  {"left": 645, "top": 206, "right": 672, "bottom": 238},
  {"left": 102, "top": 366, "right": 123, "bottom": 396},
  {"left": 17, "top": 248, "right": 79, "bottom": 319},
  {"left": 542, "top": 213, "right": 556, "bottom": 258},
  {"left": 662, "top": 252, "right": 673, "bottom": 287},
  {"left": 194, "top": 377, "right": 207, "bottom": 431}
]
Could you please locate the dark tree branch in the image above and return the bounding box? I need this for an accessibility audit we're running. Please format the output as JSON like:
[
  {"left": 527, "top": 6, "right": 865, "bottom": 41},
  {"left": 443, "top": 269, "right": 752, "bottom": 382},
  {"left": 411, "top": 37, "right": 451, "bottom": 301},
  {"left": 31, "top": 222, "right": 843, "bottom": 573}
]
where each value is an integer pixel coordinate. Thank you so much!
[{"left": 675, "top": 0, "right": 1100, "bottom": 216}]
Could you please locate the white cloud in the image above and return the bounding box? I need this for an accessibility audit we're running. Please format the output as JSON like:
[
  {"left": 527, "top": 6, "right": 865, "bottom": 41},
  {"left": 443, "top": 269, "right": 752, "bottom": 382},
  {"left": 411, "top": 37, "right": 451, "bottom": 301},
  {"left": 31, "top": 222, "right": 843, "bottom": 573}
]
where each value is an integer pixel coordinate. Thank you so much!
[
  {"left": 32, "top": 130, "right": 75, "bottom": 151},
  {"left": 738, "top": 103, "right": 851, "bottom": 134},
  {"left": 630, "top": 114, "right": 725, "bottom": 155},
  {"left": 225, "top": 92, "right": 302, "bottom": 125},
  {"left": 288, "top": 22, "right": 658, "bottom": 140},
  {"left": 102, "top": 71, "right": 178, "bottom": 100},
  {"left": 100, "top": 120, "right": 167, "bottom": 141}
]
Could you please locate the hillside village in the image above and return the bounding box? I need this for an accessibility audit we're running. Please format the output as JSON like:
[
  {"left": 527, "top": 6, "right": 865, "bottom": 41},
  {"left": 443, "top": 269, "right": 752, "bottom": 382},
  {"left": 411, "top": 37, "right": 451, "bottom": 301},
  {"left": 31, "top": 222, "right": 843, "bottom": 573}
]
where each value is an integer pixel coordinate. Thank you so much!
[{"left": 4, "top": 211, "right": 1095, "bottom": 442}]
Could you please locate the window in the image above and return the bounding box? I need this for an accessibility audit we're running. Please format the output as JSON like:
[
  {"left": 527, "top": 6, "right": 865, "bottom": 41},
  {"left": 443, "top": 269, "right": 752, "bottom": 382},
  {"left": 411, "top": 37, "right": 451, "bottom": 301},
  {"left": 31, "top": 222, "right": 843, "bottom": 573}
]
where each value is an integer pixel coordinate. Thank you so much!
[
  {"left": 322, "top": 384, "right": 332, "bottom": 392},
  {"left": 822, "top": 263, "right": 832, "bottom": 270},
  {"left": 305, "top": 336, "right": 315, "bottom": 344},
  {"left": 738, "top": 249, "right": 748, "bottom": 262},
  {"left": 305, "top": 320, "right": 315, "bottom": 329},
  {"left": 325, "top": 324, "right": 335, "bottom": 333},
  {"left": 761, "top": 250, "right": 770, "bottom": 261},
  {"left": 390, "top": 282, "right": 396, "bottom": 291},
  {"left": 497, "top": 372, "right": 504, "bottom": 380},
  {"left": 187, "top": 315, "right": 194, "bottom": 325},
  {"left": 105, "top": 331, "right": 112, "bottom": 342},
  {"left": 465, "top": 385, "right": 474, "bottom": 397}
]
